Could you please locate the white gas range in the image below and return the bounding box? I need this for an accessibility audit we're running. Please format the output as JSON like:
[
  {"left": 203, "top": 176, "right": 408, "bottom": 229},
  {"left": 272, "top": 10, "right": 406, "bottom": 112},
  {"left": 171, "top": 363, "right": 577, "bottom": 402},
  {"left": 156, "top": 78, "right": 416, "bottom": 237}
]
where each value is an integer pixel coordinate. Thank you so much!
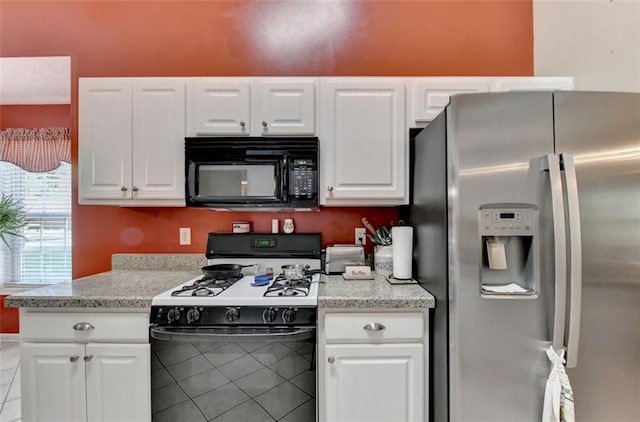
[
  {"left": 149, "top": 233, "right": 321, "bottom": 422},
  {"left": 150, "top": 233, "right": 322, "bottom": 333}
]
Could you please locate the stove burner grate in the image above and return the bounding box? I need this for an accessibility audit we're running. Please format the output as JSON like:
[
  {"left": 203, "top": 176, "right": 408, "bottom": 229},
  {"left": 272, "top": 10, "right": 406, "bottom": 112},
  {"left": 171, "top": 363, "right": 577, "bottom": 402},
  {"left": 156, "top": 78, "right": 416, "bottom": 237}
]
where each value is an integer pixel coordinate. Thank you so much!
[
  {"left": 171, "top": 274, "right": 243, "bottom": 297},
  {"left": 264, "top": 274, "right": 311, "bottom": 297}
]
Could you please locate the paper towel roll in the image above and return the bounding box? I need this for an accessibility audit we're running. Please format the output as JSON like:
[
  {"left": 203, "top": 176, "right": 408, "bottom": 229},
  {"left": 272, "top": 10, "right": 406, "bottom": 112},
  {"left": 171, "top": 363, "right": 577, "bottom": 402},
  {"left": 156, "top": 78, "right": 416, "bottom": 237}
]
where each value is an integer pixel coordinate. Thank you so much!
[{"left": 392, "top": 226, "right": 413, "bottom": 279}]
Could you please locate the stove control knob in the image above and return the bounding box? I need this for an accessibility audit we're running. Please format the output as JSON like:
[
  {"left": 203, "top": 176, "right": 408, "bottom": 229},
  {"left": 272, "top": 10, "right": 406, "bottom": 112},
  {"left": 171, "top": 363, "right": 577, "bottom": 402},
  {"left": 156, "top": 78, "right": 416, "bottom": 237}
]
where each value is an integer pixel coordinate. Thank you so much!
[
  {"left": 282, "top": 308, "right": 296, "bottom": 323},
  {"left": 167, "top": 308, "right": 181, "bottom": 323},
  {"left": 262, "top": 307, "right": 278, "bottom": 323},
  {"left": 186, "top": 308, "right": 201, "bottom": 324},
  {"left": 225, "top": 307, "right": 241, "bottom": 322}
]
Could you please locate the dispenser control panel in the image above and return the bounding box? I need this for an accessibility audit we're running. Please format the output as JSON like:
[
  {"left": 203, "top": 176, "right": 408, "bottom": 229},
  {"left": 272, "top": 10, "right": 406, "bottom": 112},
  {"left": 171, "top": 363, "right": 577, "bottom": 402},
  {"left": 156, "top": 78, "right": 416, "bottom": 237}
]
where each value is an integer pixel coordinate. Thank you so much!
[{"left": 479, "top": 205, "right": 536, "bottom": 236}]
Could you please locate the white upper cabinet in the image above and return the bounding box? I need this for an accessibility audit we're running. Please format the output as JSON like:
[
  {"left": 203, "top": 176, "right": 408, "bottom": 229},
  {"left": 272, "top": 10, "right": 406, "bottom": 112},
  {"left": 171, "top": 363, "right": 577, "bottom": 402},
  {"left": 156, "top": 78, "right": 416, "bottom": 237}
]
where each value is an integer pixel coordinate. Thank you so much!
[
  {"left": 408, "top": 78, "right": 490, "bottom": 126},
  {"left": 187, "top": 78, "right": 316, "bottom": 136},
  {"left": 320, "top": 79, "right": 407, "bottom": 206},
  {"left": 187, "top": 79, "right": 251, "bottom": 135},
  {"left": 132, "top": 80, "right": 186, "bottom": 201},
  {"left": 252, "top": 80, "right": 316, "bottom": 135},
  {"left": 79, "top": 79, "right": 133, "bottom": 201},
  {"left": 489, "top": 76, "right": 574, "bottom": 92},
  {"left": 79, "top": 78, "right": 186, "bottom": 206},
  {"left": 406, "top": 77, "right": 574, "bottom": 127}
]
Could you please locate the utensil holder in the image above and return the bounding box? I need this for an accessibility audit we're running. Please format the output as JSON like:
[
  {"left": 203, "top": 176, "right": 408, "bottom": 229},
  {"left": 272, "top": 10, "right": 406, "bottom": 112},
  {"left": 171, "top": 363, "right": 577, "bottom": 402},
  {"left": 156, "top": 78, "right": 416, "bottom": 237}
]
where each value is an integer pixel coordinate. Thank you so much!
[{"left": 374, "top": 245, "right": 393, "bottom": 277}]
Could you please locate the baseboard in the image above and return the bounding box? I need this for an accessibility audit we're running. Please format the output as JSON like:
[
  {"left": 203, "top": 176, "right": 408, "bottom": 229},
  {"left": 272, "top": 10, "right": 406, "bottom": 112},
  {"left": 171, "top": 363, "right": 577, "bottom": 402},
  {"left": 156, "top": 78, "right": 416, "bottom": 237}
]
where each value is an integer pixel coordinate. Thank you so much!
[{"left": 0, "top": 333, "right": 20, "bottom": 342}]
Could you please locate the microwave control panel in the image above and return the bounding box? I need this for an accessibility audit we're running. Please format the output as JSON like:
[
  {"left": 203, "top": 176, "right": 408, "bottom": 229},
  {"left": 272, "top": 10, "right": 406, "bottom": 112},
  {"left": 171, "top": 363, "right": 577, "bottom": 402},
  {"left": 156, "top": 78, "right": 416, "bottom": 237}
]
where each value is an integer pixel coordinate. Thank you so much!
[{"left": 289, "top": 159, "right": 317, "bottom": 198}]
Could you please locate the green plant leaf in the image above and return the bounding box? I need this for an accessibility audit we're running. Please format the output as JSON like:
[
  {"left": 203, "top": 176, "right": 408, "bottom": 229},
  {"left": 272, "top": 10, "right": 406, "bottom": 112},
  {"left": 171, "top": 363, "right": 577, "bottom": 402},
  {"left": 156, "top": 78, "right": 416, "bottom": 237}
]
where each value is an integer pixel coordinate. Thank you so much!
[{"left": 0, "top": 193, "right": 27, "bottom": 249}]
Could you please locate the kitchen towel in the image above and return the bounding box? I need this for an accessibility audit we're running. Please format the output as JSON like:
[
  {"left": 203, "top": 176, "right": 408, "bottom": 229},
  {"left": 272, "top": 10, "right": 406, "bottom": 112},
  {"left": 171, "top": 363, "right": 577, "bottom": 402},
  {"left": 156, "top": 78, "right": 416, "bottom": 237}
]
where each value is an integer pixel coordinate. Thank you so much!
[
  {"left": 542, "top": 346, "right": 575, "bottom": 422},
  {"left": 392, "top": 226, "right": 413, "bottom": 279}
]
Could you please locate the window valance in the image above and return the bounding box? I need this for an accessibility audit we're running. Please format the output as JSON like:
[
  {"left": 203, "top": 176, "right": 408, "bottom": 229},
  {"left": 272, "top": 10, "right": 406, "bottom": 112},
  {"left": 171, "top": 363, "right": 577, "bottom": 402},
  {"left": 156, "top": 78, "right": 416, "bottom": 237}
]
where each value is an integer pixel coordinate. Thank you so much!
[{"left": 0, "top": 128, "right": 71, "bottom": 172}]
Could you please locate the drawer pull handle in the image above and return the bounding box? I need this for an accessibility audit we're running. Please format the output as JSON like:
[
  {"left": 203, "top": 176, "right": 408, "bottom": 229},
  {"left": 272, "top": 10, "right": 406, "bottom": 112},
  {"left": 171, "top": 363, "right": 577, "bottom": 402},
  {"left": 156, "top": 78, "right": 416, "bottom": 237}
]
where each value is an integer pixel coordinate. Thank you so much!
[
  {"left": 84, "top": 355, "right": 93, "bottom": 362},
  {"left": 363, "top": 322, "right": 386, "bottom": 331},
  {"left": 328, "top": 356, "right": 335, "bottom": 364},
  {"left": 73, "top": 322, "right": 94, "bottom": 331},
  {"left": 70, "top": 355, "right": 79, "bottom": 362}
]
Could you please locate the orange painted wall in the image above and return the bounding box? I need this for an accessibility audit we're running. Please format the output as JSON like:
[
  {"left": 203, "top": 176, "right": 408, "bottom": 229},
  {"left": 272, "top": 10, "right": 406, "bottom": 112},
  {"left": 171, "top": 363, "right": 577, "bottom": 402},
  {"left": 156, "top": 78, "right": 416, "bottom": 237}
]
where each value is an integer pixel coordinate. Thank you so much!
[
  {"left": 0, "top": 295, "right": 19, "bottom": 333},
  {"left": 0, "top": 105, "right": 71, "bottom": 129},
  {"left": 0, "top": 1, "right": 534, "bottom": 279}
]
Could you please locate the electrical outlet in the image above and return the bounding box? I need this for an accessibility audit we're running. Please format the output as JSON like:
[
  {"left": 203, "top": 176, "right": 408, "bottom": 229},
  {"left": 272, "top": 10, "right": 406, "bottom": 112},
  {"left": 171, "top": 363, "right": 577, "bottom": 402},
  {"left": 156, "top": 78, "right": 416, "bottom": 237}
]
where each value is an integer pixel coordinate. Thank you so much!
[
  {"left": 179, "top": 227, "right": 191, "bottom": 245},
  {"left": 355, "top": 228, "right": 366, "bottom": 246}
]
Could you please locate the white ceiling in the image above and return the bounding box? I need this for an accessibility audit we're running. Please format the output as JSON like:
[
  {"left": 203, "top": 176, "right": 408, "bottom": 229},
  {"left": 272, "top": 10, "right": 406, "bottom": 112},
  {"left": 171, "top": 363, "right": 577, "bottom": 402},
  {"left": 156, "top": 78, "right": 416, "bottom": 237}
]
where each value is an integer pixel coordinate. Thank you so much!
[{"left": 0, "top": 56, "right": 71, "bottom": 105}]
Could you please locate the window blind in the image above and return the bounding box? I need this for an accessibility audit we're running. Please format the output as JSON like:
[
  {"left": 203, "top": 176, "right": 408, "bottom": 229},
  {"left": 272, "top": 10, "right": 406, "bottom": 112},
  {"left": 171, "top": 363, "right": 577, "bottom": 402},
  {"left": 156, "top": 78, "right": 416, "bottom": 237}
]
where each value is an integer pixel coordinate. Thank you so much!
[{"left": 0, "top": 162, "right": 71, "bottom": 284}]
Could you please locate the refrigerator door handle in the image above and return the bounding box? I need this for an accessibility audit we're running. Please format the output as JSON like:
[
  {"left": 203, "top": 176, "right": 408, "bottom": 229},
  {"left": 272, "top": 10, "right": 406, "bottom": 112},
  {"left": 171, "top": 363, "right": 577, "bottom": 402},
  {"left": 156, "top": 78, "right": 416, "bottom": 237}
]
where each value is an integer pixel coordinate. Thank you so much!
[
  {"left": 561, "top": 153, "right": 582, "bottom": 368},
  {"left": 544, "top": 154, "right": 568, "bottom": 352}
]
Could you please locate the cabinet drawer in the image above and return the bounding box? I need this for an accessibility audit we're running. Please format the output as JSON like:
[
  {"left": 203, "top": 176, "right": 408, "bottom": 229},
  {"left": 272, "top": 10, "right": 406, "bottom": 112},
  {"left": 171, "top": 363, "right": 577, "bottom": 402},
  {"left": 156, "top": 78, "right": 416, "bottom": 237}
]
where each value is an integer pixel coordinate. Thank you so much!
[
  {"left": 324, "top": 312, "right": 424, "bottom": 342},
  {"left": 20, "top": 312, "right": 149, "bottom": 343}
]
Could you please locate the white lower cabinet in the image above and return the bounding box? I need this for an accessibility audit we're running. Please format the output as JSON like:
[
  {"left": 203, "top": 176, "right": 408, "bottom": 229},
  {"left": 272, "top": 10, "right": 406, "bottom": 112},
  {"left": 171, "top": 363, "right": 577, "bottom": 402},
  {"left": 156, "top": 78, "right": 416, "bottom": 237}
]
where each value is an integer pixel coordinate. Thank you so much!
[
  {"left": 324, "top": 344, "right": 423, "bottom": 422},
  {"left": 319, "top": 311, "right": 428, "bottom": 422},
  {"left": 19, "top": 310, "right": 151, "bottom": 422}
]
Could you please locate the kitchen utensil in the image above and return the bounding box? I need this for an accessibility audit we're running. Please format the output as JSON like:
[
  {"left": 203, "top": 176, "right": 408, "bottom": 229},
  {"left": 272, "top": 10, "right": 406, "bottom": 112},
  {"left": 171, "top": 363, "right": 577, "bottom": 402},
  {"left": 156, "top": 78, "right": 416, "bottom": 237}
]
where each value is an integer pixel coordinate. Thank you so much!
[
  {"left": 361, "top": 217, "right": 377, "bottom": 235},
  {"left": 201, "top": 263, "right": 255, "bottom": 279},
  {"left": 281, "top": 264, "right": 322, "bottom": 279},
  {"left": 251, "top": 274, "right": 273, "bottom": 286},
  {"left": 374, "top": 226, "right": 392, "bottom": 246}
]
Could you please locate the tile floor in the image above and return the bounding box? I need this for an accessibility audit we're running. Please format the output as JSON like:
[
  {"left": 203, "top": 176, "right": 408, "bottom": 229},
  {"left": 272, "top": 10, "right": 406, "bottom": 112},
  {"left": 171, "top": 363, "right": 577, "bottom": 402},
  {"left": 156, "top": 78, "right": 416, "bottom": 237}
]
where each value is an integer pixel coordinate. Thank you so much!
[{"left": 0, "top": 341, "right": 21, "bottom": 422}]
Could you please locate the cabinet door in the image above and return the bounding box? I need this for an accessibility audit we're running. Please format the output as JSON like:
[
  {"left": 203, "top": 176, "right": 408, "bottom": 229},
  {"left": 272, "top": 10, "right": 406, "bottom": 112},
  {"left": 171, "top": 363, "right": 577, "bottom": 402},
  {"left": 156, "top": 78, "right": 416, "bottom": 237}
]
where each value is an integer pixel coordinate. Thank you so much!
[
  {"left": 85, "top": 343, "right": 151, "bottom": 422},
  {"left": 253, "top": 80, "right": 316, "bottom": 135},
  {"left": 409, "top": 78, "right": 489, "bottom": 124},
  {"left": 187, "top": 79, "right": 251, "bottom": 135},
  {"left": 320, "top": 80, "right": 407, "bottom": 205},
  {"left": 324, "top": 343, "right": 423, "bottom": 422},
  {"left": 132, "top": 79, "right": 186, "bottom": 200},
  {"left": 21, "top": 343, "right": 86, "bottom": 422},
  {"left": 489, "top": 77, "right": 574, "bottom": 92},
  {"left": 79, "top": 78, "right": 133, "bottom": 200}
]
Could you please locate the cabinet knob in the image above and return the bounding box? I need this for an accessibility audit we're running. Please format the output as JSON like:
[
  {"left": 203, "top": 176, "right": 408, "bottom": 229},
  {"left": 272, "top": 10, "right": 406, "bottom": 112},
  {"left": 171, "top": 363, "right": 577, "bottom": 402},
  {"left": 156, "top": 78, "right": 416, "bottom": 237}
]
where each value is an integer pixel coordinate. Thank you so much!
[
  {"left": 262, "top": 121, "right": 268, "bottom": 128},
  {"left": 327, "top": 186, "right": 334, "bottom": 192},
  {"left": 363, "top": 322, "right": 386, "bottom": 331},
  {"left": 70, "top": 355, "right": 80, "bottom": 362},
  {"left": 240, "top": 121, "right": 246, "bottom": 127},
  {"left": 72, "top": 322, "right": 95, "bottom": 331},
  {"left": 120, "top": 186, "right": 128, "bottom": 192},
  {"left": 328, "top": 356, "right": 335, "bottom": 364},
  {"left": 132, "top": 186, "right": 139, "bottom": 192},
  {"left": 84, "top": 355, "right": 93, "bottom": 362}
]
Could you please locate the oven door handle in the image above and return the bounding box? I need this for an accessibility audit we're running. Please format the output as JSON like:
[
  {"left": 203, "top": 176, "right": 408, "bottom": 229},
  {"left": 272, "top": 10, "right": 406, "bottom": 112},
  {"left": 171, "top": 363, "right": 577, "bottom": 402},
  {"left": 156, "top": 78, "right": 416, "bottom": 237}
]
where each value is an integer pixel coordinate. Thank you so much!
[{"left": 150, "top": 326, "right": 315, "bottom": 342}]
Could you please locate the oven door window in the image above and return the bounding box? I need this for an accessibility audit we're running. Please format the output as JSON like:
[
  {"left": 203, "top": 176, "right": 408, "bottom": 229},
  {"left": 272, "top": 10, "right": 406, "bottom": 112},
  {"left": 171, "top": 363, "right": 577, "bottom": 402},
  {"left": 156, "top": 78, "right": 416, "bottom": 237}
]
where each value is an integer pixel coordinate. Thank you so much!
[{"left": 197, "top": 164, "right": 281, "bottom": 202}]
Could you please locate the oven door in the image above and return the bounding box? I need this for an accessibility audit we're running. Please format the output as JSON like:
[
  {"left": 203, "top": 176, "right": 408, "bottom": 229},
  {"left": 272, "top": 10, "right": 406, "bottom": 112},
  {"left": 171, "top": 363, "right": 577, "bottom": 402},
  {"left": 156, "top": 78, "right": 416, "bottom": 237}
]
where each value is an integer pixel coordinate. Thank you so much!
[{"left": 150, "top": 325, "right": 316, "bottom": 421}]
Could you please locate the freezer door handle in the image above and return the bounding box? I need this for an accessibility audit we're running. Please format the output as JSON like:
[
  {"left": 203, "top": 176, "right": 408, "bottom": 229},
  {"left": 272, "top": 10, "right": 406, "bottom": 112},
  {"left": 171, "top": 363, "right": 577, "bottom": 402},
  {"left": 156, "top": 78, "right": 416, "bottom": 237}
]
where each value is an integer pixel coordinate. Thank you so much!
[
  {"left": 544, "top": 154, "right": 568, "bottom": 352},
  {"left": 561, "top": 153, "right": 582, "bottom": 368}
]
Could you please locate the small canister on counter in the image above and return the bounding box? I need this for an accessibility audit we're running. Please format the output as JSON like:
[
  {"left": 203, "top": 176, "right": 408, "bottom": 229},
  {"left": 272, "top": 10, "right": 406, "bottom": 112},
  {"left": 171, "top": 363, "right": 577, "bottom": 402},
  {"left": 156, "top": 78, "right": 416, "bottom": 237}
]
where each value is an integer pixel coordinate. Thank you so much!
[
  {"left": 374, "top": 245, "right": 393, "bottom": 277},
  {"left": 232, "top": 221, "right": 251, "bottom": 233}
]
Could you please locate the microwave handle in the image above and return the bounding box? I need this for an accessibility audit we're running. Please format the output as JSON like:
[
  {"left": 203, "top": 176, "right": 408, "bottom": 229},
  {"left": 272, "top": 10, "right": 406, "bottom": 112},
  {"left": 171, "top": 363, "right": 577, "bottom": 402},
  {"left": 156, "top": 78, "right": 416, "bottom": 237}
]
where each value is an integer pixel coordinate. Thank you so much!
[{"left": 281, "top": 155, "right": 288, "bottom": 202}]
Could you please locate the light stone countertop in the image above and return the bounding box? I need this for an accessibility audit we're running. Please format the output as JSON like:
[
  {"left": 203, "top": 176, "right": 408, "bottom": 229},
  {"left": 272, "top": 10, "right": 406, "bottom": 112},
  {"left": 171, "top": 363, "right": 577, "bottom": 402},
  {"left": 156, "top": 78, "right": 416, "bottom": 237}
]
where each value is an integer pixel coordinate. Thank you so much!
[
  {"left": 3, "top": 254, "right": 205, "bottom": 309},
  {"left": 3, "top": 270, "right": 202, "bottom": 309},
  {"left": 4, "top": 254, "right": 435, "bottom": 310},
  {"left": 319, "top": 274, "right": 435, "bottom": 309}
]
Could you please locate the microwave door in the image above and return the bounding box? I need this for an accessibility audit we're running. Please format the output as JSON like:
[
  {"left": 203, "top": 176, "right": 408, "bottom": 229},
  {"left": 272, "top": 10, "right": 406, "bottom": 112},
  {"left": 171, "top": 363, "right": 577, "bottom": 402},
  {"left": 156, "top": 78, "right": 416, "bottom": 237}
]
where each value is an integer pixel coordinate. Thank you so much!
[{"left": 193, "top": 162, "right": 284, "bottom": 205}]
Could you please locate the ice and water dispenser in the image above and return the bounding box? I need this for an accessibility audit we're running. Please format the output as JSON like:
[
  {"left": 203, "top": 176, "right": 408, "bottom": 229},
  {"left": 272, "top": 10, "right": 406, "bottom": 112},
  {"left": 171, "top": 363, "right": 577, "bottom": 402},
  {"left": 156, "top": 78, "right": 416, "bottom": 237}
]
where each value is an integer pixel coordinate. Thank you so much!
[{"left": 479, "top": 204, "right": 538, "bottom": 298}]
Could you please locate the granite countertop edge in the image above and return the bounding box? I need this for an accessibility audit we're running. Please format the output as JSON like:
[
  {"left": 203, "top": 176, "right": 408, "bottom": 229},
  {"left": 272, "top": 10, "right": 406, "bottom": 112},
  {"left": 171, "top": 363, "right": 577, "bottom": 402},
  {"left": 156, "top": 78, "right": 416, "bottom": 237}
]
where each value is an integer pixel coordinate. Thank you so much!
[
  {"left": 4, "top": 254, "right": 435, "bottom": 310},
  {"left": 318, "top": 274, "right": 435, "bottom": 309}
]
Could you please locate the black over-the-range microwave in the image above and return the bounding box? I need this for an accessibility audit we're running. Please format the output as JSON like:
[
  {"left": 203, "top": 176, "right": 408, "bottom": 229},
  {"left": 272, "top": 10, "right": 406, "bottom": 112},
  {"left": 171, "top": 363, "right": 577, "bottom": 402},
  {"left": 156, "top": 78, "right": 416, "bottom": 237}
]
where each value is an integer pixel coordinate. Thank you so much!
[{"left": 185, "top": 137, "right": 319, "bottom": 210}]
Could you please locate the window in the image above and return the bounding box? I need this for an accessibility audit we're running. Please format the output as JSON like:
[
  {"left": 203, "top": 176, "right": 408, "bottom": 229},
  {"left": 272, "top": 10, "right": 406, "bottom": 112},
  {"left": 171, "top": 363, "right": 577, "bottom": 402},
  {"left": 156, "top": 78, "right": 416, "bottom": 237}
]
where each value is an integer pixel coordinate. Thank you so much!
[
  {"left": 0, "top": 128, "right": 72, "bottom": 285},
  {"left": 0, "top": 162, "right": 72, "bottom": 284}
]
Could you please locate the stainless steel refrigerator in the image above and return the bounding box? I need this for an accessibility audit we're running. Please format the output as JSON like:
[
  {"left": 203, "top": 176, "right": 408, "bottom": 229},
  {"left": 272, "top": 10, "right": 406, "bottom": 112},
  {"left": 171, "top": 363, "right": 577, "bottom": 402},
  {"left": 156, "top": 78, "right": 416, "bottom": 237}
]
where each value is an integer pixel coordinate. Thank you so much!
[{"left": 410, "top": 91, "right": 640, "bottom": 421}]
